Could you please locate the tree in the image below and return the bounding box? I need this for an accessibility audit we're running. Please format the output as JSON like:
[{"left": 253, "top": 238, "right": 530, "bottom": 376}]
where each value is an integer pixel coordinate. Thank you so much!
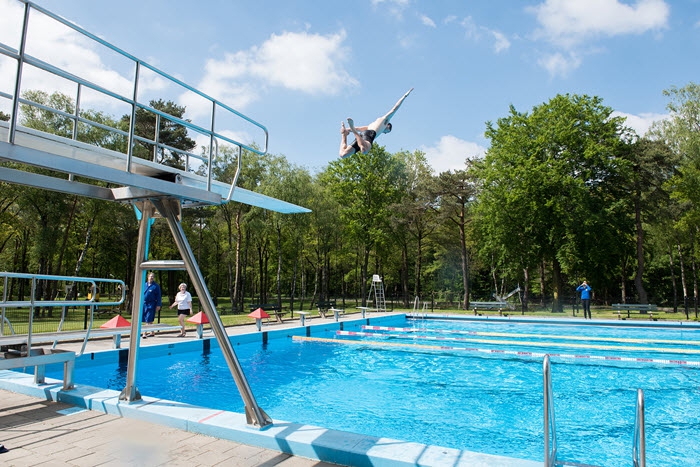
[
  {"left": 476, "top": 94, "right": 634, "bottom": 311},
  {"left": 621, "top": 138, "right": 676, "bottom": 303},
  {"left": 433, "top": 167, "right": 478, "bottom": 310},
  {"left": 322, "top": 145, "right": 407, "bottom": 305},
  {"left": 121, "top": 99, "right": 196, "bottom": 168},
  {"left": 651, "top": 82, "right": 700, "bottom": 316}
]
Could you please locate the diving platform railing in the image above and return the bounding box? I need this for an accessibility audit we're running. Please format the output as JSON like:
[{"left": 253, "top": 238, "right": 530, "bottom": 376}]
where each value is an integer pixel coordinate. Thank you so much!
[
  {"left": 1, "top": 272, "right": 125, "bottom": 355},
  {"left": 0, "top": 272, "right": 126, "bottom": 389},
  {"left": 0, "top": 0, "right": 309, "bottom": 214}
]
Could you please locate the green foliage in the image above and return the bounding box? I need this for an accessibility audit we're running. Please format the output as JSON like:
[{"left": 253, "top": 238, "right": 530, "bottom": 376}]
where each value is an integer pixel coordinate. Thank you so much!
[
  {"left": 475, "top": 94, "right": 635, "bottom": 308},
  {"left": 120, "top": 99, "right": 196, "bottom": 168},
  {"left": 7, "top": 84, "right": 700, "bottom": 313}
]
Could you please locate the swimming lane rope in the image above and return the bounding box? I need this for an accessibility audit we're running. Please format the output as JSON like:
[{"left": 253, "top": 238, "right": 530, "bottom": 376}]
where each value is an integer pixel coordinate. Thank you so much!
[
  {"left": 291, "top": 335, "right": 700, "bottom": 367},
  {"left": 362, "top": 325, "right": 700, "bottom": 347},
  {"left": 339, "top": 330, "right": 700, "bottom": 354}
]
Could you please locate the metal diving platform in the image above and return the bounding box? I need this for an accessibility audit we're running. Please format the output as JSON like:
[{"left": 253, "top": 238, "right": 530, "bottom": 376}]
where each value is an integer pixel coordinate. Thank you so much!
[{"left": 0, "top": 0, "right": 311, "bottom": 428}]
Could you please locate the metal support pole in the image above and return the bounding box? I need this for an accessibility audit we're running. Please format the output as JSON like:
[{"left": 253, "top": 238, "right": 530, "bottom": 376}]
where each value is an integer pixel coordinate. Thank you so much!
[
  {"left": 153, "top": 197, "right": 271, "bottom": 427},
  {"left": 9, "top": 2, "right": 30, "bottom": 144},
  {"left": 120, "top": 201, "right": 152, "bottom": 402}
]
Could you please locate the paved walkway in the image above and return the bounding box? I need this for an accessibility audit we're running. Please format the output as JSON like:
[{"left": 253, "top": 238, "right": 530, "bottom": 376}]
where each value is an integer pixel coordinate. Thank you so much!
[{"left": 0, "top": 389, "right": 337, "bottom": 467}]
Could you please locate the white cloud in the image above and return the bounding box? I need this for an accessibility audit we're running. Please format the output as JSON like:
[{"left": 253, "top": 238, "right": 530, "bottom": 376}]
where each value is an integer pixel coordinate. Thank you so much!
[
  {"left": 531, "top": 0, "right": 670, "bottom": 48},
  {"left": 0, "top": 0, "right": 171, "bottom": 113},
  {"left": 530, "top": 0, "right": 669, "bottom": 77},
  {"left": 183, "top": 30, "right": 357, "bottom": 118},
  {"left": 538, "top": 51, "right": 582, "bottom": 77},
  {"left": 421, "top": 135, "right": 486, "bottom": 174},
  {"left": 371, "top": 0, "right": 410, "bottom": 19},
  {"left": 612, "top": 110, "right": 668, "bottom": 136},
  {"left": 459, "top": 16, "right": 510, "bottom": 53},
  {"left": 491, "top": 31, "right": 511, "bottom": 53},
  {"left": 420, "top": 15, "right": 437, "bottom": 28}
]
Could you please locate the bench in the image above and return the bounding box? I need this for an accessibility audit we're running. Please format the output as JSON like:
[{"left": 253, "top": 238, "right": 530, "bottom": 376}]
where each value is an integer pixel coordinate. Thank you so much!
[
  {"left": 612, "top": 304, "right": 658, "bottom": 319},
  {"left": 471, "top": 301, "right": 508, "bottom": 315},
  {"left": 250, "top": 304, "right": 287, "bottom": 323},
  {"left": 315, "top": 300, "right": 336, "bottom": 318}
]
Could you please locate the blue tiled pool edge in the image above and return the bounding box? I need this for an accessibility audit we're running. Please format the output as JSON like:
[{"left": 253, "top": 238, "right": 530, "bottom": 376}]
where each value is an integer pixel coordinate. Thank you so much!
[{"left": 0, "top": 315, "right": 541, "bottom": 467}]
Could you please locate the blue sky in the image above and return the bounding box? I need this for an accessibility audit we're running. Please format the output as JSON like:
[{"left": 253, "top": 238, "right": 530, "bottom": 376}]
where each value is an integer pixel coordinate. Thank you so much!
[{"left": 1, "top": 0, "right": 698, "bottom": 174}]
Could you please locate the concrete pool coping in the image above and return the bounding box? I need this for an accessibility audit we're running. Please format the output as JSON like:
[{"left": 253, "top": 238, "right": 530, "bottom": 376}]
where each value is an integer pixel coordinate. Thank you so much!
[{"left": 0, "top": 313, "right": 542, "bottom": 467}]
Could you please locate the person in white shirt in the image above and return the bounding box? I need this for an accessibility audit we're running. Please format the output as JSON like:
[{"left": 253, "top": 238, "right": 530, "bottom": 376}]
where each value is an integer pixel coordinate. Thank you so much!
[{"left": 170, "top": 282, "right": 193, "bottom": 337}]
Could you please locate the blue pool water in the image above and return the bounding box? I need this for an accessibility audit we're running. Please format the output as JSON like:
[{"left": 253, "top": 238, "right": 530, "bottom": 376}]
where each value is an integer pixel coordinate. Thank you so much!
[{"left": 48, "top": 317, "right": 700, "bottom": 466}]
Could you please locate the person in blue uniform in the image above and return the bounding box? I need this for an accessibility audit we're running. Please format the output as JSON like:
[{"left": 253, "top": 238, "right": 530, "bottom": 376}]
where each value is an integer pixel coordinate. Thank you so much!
[
  {"left": 339, "top": 88, "right": 413, "bottom": 158},
  {"left": 142, "top": 272, "right": 161, "bottom": 337},
  {"left": 576, "top": 280, "right": 592, "bottom": 319}
]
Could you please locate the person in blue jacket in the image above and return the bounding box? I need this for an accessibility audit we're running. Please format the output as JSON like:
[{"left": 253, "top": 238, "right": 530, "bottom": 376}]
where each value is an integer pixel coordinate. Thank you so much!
[
  {"left": 142, "top": 272, "right": 162, "bottom": 337},
  {"left": 576, "top": 280, "right": 592, "bottom": 319}
]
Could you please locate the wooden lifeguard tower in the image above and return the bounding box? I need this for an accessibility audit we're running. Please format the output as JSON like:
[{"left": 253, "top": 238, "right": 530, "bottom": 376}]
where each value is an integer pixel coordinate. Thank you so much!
[{"left": 0, "top": 0, "right": 310, "bottom": 427}]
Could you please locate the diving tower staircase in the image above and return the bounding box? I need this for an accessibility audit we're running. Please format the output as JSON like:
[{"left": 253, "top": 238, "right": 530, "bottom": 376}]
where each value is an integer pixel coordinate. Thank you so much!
[{"left": 0, "top": 0, "right": 310, "bottom": 427}]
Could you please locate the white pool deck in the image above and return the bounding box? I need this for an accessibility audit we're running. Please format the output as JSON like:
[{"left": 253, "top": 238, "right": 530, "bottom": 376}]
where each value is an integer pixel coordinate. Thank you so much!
[{"left": 0, "top": 311, "right": 541, "bottom": 467}]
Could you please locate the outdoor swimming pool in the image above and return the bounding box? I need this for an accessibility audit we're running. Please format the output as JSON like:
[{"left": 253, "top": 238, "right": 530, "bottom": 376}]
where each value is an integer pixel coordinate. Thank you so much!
[{"left": 45, "top": 315, "right": 700, "bottom": 466}]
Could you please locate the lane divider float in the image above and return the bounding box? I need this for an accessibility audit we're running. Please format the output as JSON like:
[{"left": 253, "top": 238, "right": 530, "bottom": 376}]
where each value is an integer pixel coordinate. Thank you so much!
[
  {"left": 362, "top": 325, "right": 700, "bottom": 347},
  {"left": 340, "top": 330, "right": 700, "bottom": 354},
  {"left": 292, "top": 335, "right": 700, "bottom": 366}
]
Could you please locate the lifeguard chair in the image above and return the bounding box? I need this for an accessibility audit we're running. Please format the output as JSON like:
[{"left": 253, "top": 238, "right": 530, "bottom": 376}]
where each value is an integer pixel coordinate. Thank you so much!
[{"left": 0, "top": 1, "right": 310, "bottom": 427}]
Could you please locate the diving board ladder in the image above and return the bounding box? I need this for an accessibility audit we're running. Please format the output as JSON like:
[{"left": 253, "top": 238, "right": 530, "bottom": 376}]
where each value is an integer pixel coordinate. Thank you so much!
[{"left": 1, "top": 0, "right": 310, "bottom": 428}]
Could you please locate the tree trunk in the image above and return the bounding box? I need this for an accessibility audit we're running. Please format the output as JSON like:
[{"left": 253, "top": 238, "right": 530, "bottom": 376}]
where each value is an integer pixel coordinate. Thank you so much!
[
  {"left": 539, "top": 260, "right": 546, "bottom": 307},
  {"left": 692, "top": 229, "right": 698, "bottom": 319},
  {"left": 678, "top": 242, "right": 689, "bottom": 319},
  {"left": 522, "top": 267, "right": 529, "bottom": 314},
  {"left": 414, "top": 235, "right": 422, "bottom": 298},
  {"left": 401, "top": 244, "right": 409, "bottom": 307},
  {"left": 668, "top": 245, "right": 678, "bottom": 313},
  {"left": 633, "top": 195, "right": 648, "bottom": 303},
  {"left": 74, "top": 211, "right": 97, "bottom": 278},
  {"left": 551, "top": 258, "right": 564, "bottom": 313},
  {"left": 56, "top": 196, "right": 78, "bottom": 277},
  {"left": 460, "top": 215, "right": 469, "bottom": 310},
  {"left": 361, "top": 245, "right": 370, "bottom": 307}
]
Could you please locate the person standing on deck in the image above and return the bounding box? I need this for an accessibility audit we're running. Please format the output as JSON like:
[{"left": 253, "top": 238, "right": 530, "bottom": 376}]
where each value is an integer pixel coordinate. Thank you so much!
[
  {"left": 576, "top": 281, "right": 592, "bottom": 319},
  {"left": 169, "top": 282, "right": 192, "bottom": 337},
  {"left": 142, "top": 273, "right": 161, "bottom": 337}
]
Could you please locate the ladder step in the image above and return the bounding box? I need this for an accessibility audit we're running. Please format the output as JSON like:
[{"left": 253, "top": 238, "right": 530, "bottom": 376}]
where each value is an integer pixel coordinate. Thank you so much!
[
  {"left": 557, "top": 460, "right": 602, "bottom": 467},
  {"left": 140, "top": 260, "right": 186, "bottom": 270}
]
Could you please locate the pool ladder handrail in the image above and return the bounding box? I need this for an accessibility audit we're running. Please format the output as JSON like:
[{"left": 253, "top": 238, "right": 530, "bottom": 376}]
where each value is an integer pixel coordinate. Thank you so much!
[
  {"left": 543, "top": 355, "right": 558, "bottom": 467},
  {"left": 633, "top": 388, "right": 646, "bottom": 467},
  {"left": 545, "top": 355, "right": 646, "bottom": 467}
]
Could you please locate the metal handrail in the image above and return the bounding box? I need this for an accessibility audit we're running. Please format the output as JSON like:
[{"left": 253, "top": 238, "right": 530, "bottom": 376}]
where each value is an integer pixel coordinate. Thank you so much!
[
  {"left": 633, "top": 388, "right": 646, "bottom": 467},
  {"left": 544, "top": 355, "right": 557, "bottom": 467},
  {"left": 1, "top": 272, "right": 125, "bottom": 356},
  {"left": 2, "top": 0, "right": 269, "bottom": 200}
]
